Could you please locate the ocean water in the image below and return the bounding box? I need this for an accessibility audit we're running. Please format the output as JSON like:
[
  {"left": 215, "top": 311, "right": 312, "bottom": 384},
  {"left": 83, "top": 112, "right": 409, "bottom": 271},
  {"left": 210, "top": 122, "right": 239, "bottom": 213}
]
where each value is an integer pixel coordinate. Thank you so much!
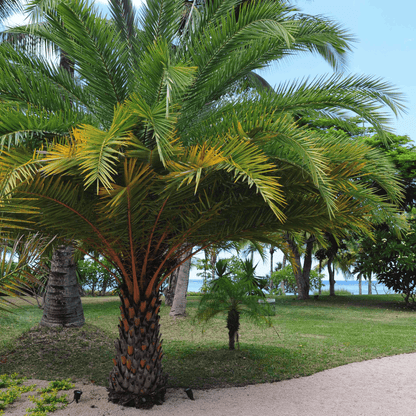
[{"left": 187, "top": 279, "right": 393, "bottom": 295}]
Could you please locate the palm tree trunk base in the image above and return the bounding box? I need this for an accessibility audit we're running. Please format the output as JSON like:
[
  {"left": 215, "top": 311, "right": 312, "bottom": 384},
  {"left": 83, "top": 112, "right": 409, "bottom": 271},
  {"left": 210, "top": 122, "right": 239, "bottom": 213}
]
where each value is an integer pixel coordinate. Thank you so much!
[
  {"left": 107, "top": 384, "right": 167, "bottom": 409},
  {"left": 108, "top": 287, "right": 168, "bottom": 409}
]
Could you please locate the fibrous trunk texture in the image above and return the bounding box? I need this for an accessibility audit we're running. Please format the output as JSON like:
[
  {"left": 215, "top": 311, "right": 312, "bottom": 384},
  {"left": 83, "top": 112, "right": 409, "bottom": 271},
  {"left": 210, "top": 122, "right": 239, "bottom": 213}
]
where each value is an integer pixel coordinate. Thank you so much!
[
  {"left": 227, "top": 309, "right": 240, "bottom": 350},
  {"left": 169, "top": 255, "right": 191, "bottom": 317},
  {"left": 108, "top": 287, "right": 167, "bottom": 409},
  {"left": 40, "top": 245, "right": 85, "bottom": 327}
]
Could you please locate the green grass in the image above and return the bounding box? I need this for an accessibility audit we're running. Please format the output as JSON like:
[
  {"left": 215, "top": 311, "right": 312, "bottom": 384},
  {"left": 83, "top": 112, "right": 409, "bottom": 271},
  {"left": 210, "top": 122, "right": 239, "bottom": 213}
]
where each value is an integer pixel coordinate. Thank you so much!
[{"left": 1, "top": 294, "right": 416, "bottom": 389}]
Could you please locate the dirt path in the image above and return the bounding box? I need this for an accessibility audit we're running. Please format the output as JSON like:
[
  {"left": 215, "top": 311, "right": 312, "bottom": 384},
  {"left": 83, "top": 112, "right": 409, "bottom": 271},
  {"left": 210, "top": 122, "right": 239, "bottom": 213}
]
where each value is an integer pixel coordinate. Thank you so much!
[{"left": 5, "top": 353, "right": 416, "bottom": 416}]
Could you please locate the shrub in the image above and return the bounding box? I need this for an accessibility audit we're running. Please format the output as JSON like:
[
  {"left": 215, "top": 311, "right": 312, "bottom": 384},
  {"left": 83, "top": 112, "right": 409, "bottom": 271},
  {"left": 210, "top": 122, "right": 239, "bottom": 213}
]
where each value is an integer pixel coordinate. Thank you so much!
[{"left": 270, "top": 265, "right": 324, "bottom": 295}]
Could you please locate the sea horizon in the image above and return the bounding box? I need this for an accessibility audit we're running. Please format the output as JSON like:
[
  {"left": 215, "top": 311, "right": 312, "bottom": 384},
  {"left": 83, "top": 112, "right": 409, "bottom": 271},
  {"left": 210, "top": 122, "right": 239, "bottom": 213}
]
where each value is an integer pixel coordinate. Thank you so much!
[{"left": 187, "top": 279, "right": 393, "bottom": 296}]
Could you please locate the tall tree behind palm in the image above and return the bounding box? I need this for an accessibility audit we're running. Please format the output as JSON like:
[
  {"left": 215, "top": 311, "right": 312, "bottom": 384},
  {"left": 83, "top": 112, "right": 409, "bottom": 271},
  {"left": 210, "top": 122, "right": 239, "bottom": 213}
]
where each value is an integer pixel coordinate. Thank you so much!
[
  {"left": 1, "top": 8, "right": 85, "bottom": 326},
  {"left": 0, "top": 0, "right": 406, "bottom": 408}
]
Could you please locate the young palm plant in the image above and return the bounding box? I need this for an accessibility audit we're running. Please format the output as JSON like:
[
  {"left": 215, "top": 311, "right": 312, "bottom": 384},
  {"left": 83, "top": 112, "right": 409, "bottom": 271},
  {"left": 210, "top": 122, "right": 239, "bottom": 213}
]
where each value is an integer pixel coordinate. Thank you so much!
[
  {"left": 0, "top": 0, "right": 406, "bottom": 407},
  {"left": 197, "top": 271, "right": 273, "bottom": 350}
]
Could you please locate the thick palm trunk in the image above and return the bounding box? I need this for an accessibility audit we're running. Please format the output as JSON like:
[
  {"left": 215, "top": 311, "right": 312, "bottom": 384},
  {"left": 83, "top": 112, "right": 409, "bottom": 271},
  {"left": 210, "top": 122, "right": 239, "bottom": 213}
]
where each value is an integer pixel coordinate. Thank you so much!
[
  {"left": 286, "top": 235, "right": 310, "bottom": 299},
  {"left": 40, "top": 245, "right": 85, "bottom": 327},
  {"left": 227, "top": 309, "right": 240, "bottom": 350},
  {"left": 169, "top": 256, "right": 191, "bottom": 317},
  {"left": 108, "top": 287, "right": 167, "bottom": 408}
]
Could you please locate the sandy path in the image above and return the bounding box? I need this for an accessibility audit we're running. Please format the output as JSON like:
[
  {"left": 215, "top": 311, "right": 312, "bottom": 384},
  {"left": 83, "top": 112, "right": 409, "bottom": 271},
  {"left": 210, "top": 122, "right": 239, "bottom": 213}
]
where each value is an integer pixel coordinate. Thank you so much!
[{"left": 5, "top": 353, "right": 416, "bottom": 416}]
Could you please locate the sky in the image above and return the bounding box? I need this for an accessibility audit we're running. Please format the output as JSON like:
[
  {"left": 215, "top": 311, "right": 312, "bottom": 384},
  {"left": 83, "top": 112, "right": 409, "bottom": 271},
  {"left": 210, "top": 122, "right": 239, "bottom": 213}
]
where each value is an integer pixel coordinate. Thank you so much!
[{"left": 4, "top": 0, "right": 415, "bottom": 281}]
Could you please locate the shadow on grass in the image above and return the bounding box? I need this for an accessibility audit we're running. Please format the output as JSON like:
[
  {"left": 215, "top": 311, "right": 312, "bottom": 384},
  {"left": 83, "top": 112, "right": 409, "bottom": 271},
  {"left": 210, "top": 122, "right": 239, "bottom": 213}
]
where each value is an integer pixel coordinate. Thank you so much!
[
  {"left": 164, "top": 343, "right": 303, "bottom": 389},
  {"left": 0, "top": 323, "right": 303, "bottom": 390},
  {"left": 277, "top": 294, "right": 410, "bottom": 310},
  {"left": 0, "top": 324, "right": 115, "bottom": 386}
]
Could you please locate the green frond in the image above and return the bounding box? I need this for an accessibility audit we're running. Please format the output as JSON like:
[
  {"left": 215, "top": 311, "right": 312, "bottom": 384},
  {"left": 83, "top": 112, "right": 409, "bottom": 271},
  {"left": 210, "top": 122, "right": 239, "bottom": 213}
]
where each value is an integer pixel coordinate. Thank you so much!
[
  {"left": 289, "top": 13, "right": 355, "bottom": 71},
  {"left": 108, "top": 0, "right": 137, "bottom": 45},
  {"left": 137, "top": 0, "right": 184, "bottom": 46},
  {"left": 0, "top": 146, "right": 42, "bottom": 197},
  {"left": 67, "top": 106, "right": 137, "bottom": 191},
  {"left": 269, "top": 74, "right": 406, "bottom": 141},
  {"left": 0, "top": 233, "right": 53, "bottom": 312},
  {"left": 127, "top": 92, "right": 177, "bottom": 164}
]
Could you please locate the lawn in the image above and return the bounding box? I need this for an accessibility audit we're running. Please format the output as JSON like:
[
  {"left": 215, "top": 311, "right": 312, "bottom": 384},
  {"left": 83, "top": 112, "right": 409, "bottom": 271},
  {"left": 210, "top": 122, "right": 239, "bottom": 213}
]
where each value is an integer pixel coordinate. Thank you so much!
[{"left": 1, "top": 294, "right": 416, "bottom": 389}]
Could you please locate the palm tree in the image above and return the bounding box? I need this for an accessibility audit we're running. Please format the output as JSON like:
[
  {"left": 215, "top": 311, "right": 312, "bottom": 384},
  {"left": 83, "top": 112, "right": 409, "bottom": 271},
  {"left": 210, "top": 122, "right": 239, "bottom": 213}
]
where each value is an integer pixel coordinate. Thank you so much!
[
  {"left": 0, "top": 0, "right": 406, "bottom": 408},
  {"left": 196, "top": 271, "right": 273, "bottom": 350}
]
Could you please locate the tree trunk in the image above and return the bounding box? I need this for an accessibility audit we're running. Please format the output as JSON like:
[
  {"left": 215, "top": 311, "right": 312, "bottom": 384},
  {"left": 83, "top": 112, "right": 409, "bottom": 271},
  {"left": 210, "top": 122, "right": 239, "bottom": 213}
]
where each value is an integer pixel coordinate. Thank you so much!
[
  {"left": 210, "top": 249, "right": 217, "bottom": 281},
  {"left": 358, "top": 274, "right": 362, "bottom": 295},
  {"left": 101, "top": 274, "right": 109, "bottom": 296},
  {"left": 280, "top": 254, "right": 286, "bottom": 294},
  {"left": 327, "top": 257, "right": 336, "bottom": 296},
  {"left": 227, "top": 309, "right": 240, "bottom": 350},
  {"left": 301, "top": 238, "right": 314, "bottom": 295},
  {"left": 40, "top": 245, "right": 85, "bottom": 327},
  {"left": 169, "top": 256, "right": 191, "bottom": 317},
  {"left": 40, "top": 50, "right": 84, "bottom": 325},
  {"left": 163, "top": 268, "right": 179, "bottom": 307},
  {"left": 286, "top": 235, "right": 309, "bottom": 299},
  {"left": 318, "top": 260, "right": 322, "bottom": 295},
  {"left": 368, "top": 273, "right": 372, "bottom": 295},
  {"left": 269, "top": 245, "right": 274, "bottom": 290},
  {"left": 108, "top": 287, "right": 167, "bottom": 408}
]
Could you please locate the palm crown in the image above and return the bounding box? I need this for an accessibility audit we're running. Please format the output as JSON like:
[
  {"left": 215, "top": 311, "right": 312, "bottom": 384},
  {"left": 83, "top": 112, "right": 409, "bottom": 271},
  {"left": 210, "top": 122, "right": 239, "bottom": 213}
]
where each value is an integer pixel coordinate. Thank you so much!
[{"left": 0, "top": 0, "right": 406, "bottom": 407}]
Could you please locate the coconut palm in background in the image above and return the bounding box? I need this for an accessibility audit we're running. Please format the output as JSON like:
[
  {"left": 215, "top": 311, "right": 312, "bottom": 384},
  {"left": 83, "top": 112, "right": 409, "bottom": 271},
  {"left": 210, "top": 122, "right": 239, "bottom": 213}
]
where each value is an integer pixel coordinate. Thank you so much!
[{"left": 0, "top": 0, "right": 406, "bottom": 408}]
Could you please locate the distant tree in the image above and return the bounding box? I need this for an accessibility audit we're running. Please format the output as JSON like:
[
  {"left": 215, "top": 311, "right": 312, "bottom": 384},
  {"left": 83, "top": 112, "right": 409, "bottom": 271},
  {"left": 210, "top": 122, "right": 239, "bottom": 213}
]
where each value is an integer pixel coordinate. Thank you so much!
[
  {"left": 355, "top": 214, "right": 416, "bottom": 306},
  {"left": 77, "top": 257, "right": 118, "bottom": 296},
  {"left": 271, "top": 264, "right": 324, "bottom": 296},
  {"left": 285, "top": 232, "right": 316, "bottom": 299}
]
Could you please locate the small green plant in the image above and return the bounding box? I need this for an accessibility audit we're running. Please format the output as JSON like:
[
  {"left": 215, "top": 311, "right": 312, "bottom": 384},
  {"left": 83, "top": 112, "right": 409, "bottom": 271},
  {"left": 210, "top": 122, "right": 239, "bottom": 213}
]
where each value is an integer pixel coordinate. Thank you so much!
[
  {"left": 0, "top": 374, "right": 74, "bottom": 416},
  {"left": 26, "top": 391, "right": 69, "bottom": 415},
  {"left": 26, "top": 379, "right": 75, "bottom": 416},
  {"left": 0, "top": 372, "right": 26, "bottom": 388},
  {"left": 37, "top": 379, "right": 74, "bottom": 393},
  {"left": 0, "top": 374, "right": 35, "bottom": 414}
]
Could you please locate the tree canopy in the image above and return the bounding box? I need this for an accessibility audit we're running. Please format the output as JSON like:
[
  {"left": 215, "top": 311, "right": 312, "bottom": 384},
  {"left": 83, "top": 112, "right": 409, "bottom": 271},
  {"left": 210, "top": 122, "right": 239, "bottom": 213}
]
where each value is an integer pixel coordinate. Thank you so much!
[{"left": 0, "top": 0, "right": 407, "bottom": 407}]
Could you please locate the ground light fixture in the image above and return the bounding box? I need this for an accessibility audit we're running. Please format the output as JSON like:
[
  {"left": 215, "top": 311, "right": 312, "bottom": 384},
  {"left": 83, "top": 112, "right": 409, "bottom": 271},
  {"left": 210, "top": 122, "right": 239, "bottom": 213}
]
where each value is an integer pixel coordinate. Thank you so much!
[
  {"left": 68, "top": 390, "right": 83, "bottom": 404},
  {"left": 184, "top": 388, "right": 194, "bottom": 400}
]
